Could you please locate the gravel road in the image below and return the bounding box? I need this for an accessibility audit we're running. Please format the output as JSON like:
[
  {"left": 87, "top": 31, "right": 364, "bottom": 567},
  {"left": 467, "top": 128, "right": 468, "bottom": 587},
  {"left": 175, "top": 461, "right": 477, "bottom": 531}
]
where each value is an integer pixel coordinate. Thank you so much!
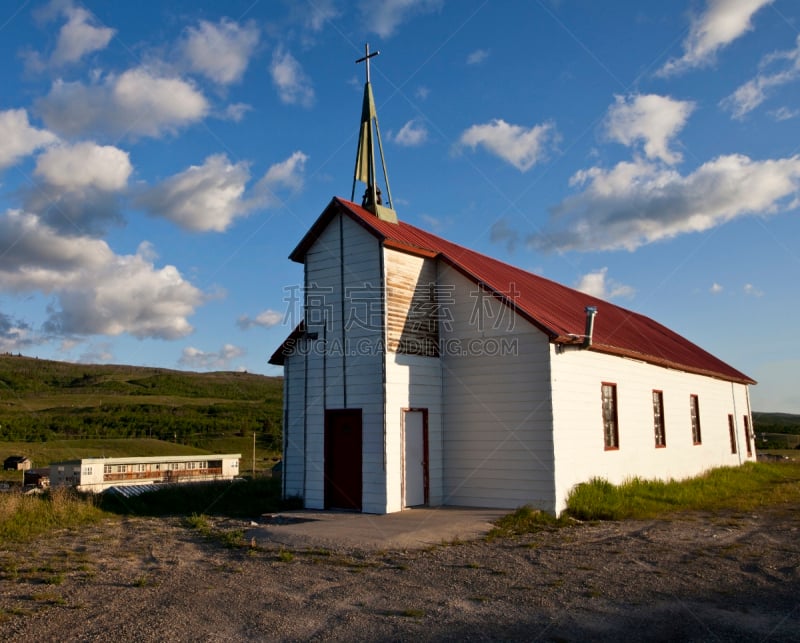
[{"left": 1, "top": 504, "right": 798, "bottom": 641}]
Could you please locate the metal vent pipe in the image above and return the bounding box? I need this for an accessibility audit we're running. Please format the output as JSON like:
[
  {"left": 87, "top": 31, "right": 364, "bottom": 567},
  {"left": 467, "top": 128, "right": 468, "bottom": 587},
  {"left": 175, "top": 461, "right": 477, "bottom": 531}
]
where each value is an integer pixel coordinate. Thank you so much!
[{"left": 582, "top": 306, "right": 598, "bottom": 349}]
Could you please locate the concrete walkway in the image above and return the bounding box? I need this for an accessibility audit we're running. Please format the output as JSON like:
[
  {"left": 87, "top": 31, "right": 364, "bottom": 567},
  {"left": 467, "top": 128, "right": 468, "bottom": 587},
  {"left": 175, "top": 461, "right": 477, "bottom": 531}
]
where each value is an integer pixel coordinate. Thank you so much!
[{"left": 246, "top": 507, "right": 509, "bottom": 551}]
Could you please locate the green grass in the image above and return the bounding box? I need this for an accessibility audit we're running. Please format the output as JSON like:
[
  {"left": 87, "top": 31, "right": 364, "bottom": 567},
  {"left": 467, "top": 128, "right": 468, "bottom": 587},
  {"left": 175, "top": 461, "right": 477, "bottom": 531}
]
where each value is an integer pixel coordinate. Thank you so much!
[
  {"left": 185, "top": 513, "right": 213, "bottom": 536},
  {"left": 132, "top": 575, "right": 151, "bottom": 587},
  {"left": 488, "top": 462, "right": 800, "bottom": 536},
  {"left": 1, "top": 475, "right": 294, "bottom": 545},
  {"left": 277, "top": 549, "right": 294, "bottom": 562},
  {"left": 566, "top": 462, "right": 800, "bottom": 521},
  {"left": 0, "top": 486, "right": 109, "bottom": 542},
  {"left": 399, "top": 608, "right": 425, "bottom": 618},
  {"left": 183, "top": 513, "right": 245, "bottom": 550},
  {"left": 487, "top": 504, "right": 569, "bottom": 539}
]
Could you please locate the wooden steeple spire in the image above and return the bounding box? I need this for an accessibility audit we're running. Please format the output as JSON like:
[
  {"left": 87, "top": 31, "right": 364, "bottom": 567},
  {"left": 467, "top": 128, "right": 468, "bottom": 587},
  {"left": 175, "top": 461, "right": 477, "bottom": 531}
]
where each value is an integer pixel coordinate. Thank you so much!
[{"left": 351, "top": 43, "right": 397, "bottom": 223}]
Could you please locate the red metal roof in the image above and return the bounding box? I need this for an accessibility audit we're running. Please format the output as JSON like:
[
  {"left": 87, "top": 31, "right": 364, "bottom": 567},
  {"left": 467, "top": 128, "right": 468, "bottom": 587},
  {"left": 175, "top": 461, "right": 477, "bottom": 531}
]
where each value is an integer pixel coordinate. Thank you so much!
[{"left": 282, "top": 197, "right": 754, "bottom": 384}]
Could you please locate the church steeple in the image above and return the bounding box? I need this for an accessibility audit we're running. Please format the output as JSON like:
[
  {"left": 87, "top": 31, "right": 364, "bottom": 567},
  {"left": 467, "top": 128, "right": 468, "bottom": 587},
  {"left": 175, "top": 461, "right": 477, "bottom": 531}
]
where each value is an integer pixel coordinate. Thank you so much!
[{"left": 352, "top": 43, "right": 398, "bottom": 223}]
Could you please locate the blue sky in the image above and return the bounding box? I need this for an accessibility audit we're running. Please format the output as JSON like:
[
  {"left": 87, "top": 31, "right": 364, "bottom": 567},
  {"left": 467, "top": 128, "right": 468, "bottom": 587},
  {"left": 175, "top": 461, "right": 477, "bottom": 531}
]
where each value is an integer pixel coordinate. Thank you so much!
[{"left": 0, "top": 0, "right": 798, "bottom": 413}]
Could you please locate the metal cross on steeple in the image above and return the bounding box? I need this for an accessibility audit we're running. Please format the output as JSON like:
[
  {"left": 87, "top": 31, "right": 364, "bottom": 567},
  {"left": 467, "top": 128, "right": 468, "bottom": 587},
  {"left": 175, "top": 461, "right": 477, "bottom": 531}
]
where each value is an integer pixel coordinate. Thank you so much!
[
  {"left": 351, "top": 43, "right": 397, "bottom": 223},
  {"left": 355, "top": 43, "right": 379, "bottom": 84}
]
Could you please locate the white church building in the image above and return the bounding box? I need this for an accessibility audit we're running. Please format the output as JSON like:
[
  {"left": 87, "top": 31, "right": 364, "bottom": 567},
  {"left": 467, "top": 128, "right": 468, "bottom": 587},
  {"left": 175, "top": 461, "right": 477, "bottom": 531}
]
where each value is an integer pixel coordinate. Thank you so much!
[{"left": 269, "top": 47, "right": 756, "bottom": 516}]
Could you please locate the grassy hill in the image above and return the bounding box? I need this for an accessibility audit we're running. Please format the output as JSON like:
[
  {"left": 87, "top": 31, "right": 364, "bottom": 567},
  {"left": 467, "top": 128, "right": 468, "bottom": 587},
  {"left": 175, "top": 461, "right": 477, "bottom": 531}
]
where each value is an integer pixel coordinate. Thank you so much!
[
  {"left": 753, "top": 411, "right": 800, "bottom": 434},
  {"left": 753, "top": 411, "right": 800, "bottom": 450},
  {"left": 0, "top": 354, "right": 282, "bottom": 451}
]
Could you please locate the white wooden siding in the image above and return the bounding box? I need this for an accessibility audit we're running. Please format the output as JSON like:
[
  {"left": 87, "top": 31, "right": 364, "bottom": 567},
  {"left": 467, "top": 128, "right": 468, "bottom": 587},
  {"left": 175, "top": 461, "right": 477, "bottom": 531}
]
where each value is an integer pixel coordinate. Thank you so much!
[
  {"left": 282, "top": 352, "right": 305, "bottom": 499},
  {"left": 298, "top": 213, "right": 386, "bottom": 512},
  {"left": 384, "top": 352, "right": 443, "bottom": 511},
  {"left": 438, "top": 266, "right": 557, "bottom": 511},
  {"left": 551, "top": 346, "right": 755, "bottom": 514},
  {"left": 383, "top": 248, "right": 443, "bottom": 511}
]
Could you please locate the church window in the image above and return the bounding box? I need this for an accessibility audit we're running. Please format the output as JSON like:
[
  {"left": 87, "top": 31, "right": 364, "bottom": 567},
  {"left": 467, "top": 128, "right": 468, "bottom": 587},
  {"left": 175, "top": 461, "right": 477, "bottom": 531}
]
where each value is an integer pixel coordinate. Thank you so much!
[{"left": 601, "top": 383, "right": 619, "bottom": 450}]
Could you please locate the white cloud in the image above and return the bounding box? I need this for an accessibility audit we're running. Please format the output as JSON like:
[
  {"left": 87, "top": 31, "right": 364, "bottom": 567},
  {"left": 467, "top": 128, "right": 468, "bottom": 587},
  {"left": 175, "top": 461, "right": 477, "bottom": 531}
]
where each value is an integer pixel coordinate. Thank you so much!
[
  {"left": 179, "top": 344, "right": 244, "bottom": 370},
  {"left": 467, "top": 49, "right": 489, "bottom": 65},
  {"left": 394, "top": 119, "right": 428, "bottom": 146},
  {"left": 490, "top": 218, "right": 520, "bottom": 252},
  {"left": 270, "top": 47, "right": 314, "bottom": 107},
  {"left": 743, "top": 283, "right": 763, "bottom": 296},
  {"left": 459, "top": 119, "right": 558, "bottom": 172},
  {"left": 0, "top": 211, "right": 203, "bottom": 339},
  {"left": 222, "top": 103, "right": 252, "bottom": 122},
  {"left": 52, "top": 5, "right": 115, "bottom": 66},
  {"left": 0, "top": 312, "right": 36, "bottom": 353},
  {"left": 710, "top": 282, "right": 724, "bottom": 294},
  {"left": 78, "top": 342, "right": 114, "bottom": 363},
  {"left": 418, "top": 213, "right": 453, "bottom": 232},
  {"left": 181, "top": 18, "right": 259, "bottom": 85},
  {"left": 0, "top": 109, "right": 58, "bottom": 170},
  {"left": 37, "top": 67, "right": 208, "bottom": 139},
  {"left": 605, "top": 94, "right": 695, "bottom": 164},
  {"left": 35, "top": 142, "right": 131, "bottom": 191},
  {"left": 305, "top": 0, "right": 339, "bottom": 31},
  {"left": 137, "top": 154, "right": 251, "bottom": 232},
  {"left": 575, "top": 268, "right": 635, "bottom": 299},
  {"left": 254, "top": 151, "right": 309, "bottom": 207},
  {"left": 26, "top": 141, "right": 132, "bottom": 234},
  {"left": 659, "top": 0, "right": 774, "bottom": 76},
  {"left": 721, "top": 35, "right": 800, "bottom": 119},
  {"left": 361, "top": 0, "right": 443, "bottom": 37},
  {"left": 139, "top": 151, "right": 308, "bottom": 232},
  {"left": 530, "top": 154, "right": 800, "bottom": 252},
  {"left": 237, "top": 309, "right": 283, "bottom": 330},
  {"left": 415, "top": 86, "right": 430, "bottom": 100},
  {"left": 771, "top": 107, "right": 800, "bottom": 121}
]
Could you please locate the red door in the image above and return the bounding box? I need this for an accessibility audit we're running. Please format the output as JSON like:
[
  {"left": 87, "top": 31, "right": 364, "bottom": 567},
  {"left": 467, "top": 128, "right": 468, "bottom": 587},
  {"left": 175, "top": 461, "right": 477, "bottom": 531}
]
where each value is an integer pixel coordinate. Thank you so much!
[{"left": 325, "top": 409, "right": 362, "bottom": 510}]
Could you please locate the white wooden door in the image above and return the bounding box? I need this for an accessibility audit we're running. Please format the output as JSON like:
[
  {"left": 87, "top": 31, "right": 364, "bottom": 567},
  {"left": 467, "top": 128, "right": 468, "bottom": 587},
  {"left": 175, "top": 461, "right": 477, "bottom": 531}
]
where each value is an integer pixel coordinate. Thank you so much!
[{"left": 403, "top": 410, "right": 426, "bottom": 507}]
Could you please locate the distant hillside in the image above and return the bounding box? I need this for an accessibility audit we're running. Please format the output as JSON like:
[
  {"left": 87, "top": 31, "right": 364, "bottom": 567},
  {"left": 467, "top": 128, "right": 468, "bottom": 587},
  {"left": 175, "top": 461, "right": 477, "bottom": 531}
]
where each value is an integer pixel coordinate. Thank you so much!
[
  {"left": 753, "top": 411, "right": 800, "bottom": 434},
  {"left": 753, "top": 411, "right": 800, "bottom": 449},
  {"left": 0, "top": 354, "right": 282, "bottom": 448}
]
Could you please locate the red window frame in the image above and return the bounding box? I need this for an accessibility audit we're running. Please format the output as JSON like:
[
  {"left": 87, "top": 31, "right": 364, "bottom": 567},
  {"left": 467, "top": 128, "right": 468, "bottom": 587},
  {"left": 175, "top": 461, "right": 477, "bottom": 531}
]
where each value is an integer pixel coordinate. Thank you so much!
[
  {"left": 690, "top": 394, "right": 702, "bottom": 445},
  {"left": 653, "top": 390, "right": 666, "bottom": 448},
  {"left": 601, "top": 383, "right": 619, "bottom": 450},
  {"left": 743, "top": 415, "right": 753, "bottom": 457}
]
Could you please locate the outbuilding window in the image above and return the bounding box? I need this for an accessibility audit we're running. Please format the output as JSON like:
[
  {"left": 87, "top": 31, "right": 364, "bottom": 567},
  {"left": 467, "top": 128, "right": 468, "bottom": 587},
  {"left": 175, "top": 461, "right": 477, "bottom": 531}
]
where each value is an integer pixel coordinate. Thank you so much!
[
  {"left": 690, "top": 395, "right": 702, "bottom": 445},
  {"left": 653, "top": 390, "right": 666, "bottom": 448},
  {"left": 728, "top": 414, "right": 737, "bottom": 454},
  {"left": 601, "top": 383, "right": 619, "bottom": 450}
]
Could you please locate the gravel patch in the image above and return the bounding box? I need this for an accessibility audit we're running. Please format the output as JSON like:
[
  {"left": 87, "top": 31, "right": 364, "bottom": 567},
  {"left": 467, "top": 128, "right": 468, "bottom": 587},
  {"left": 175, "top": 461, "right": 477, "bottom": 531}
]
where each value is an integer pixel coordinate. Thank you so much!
[{"left": 1, "top": 505, "right": 798, "bottom": 641}]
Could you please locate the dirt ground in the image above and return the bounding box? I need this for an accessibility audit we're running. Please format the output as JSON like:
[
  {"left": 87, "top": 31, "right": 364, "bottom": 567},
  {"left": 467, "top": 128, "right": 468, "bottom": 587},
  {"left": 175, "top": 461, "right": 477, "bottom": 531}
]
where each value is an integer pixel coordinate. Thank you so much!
[{"left": 1, "top": 504, "right": 798, "bottom": 642}]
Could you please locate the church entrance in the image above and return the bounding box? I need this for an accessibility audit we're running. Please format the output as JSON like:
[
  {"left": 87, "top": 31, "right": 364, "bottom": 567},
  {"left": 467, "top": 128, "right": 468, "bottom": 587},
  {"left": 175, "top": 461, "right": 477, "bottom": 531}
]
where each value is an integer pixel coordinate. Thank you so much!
[{"left": 324, "top": 409, "right": 362, "bottom": 510}]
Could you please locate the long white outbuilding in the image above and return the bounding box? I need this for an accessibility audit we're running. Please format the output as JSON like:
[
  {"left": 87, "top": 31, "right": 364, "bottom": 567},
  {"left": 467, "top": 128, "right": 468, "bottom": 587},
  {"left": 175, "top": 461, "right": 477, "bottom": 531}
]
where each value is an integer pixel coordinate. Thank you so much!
[{"left": 49, "top": 454, "right": 241, "bottom": 493}]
